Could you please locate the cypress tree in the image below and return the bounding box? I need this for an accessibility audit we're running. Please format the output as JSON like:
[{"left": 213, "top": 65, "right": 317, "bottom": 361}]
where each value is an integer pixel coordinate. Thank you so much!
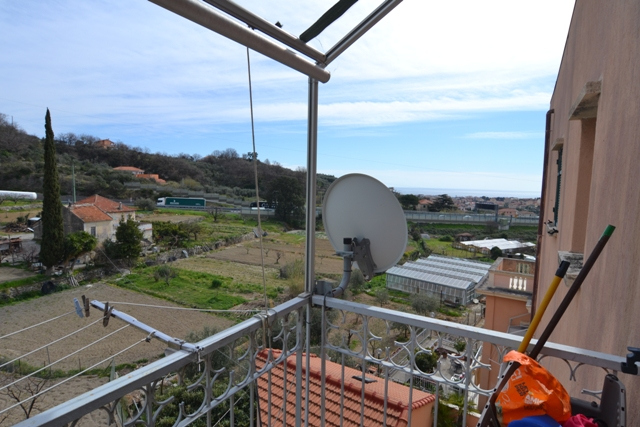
[{"left": 41, "top": 109, "right": 64, "bottom": 273}]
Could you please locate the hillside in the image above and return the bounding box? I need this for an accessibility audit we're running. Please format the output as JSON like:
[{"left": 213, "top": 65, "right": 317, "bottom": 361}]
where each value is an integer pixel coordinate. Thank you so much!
[{"left": 0, "top": 113, "right": 337, "bottom": 202}]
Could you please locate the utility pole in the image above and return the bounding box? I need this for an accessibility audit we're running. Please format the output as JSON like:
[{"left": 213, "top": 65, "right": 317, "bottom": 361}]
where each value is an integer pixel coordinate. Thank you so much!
[{"left": 72, "top": 160, "right": 76, "bottom": 203}]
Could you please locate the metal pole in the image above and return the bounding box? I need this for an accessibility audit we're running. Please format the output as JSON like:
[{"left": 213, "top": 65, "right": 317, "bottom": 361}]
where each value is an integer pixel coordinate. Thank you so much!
[
  {"left": 304, "top": 78, "right": 319, "bottom": 294},
  {"left": 202, "top": 0, "right": 325, "bottom": 62},
  {"left": 324, "top": 0, "right": 404, "bottom": 66},
  {"left": 149, "top": 0, "right": 330, "bottom": 83}
]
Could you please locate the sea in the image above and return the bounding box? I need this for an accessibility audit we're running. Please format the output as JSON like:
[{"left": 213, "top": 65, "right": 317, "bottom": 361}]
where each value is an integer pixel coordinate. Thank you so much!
[{"left": 395, "top": 187, "right": 540, "bottom": 199}]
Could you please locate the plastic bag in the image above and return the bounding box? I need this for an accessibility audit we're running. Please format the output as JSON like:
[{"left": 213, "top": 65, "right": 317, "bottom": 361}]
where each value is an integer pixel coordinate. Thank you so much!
[
  {"left": 563, "top": 414, "right": 598, "bottom": 427},
  {"left": 495, "top": 351, "right": 571, "bottom": 426}
]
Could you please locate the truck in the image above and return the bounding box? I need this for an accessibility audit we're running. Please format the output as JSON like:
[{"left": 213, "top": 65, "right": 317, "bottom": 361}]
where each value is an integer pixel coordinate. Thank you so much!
[{"left": 156, "top": 197, "right": 207, "bottom": 208}]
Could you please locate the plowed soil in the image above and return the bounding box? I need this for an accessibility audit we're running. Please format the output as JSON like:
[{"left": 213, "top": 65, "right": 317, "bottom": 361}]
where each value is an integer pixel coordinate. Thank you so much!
[{"left": 0, "top": 283, "right": 235, "bottom": 425}]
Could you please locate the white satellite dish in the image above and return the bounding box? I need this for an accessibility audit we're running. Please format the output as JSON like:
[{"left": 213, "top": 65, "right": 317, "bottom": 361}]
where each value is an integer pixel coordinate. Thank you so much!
[{"left": 322, "top": 173, "right": 407, "bottom": 274}]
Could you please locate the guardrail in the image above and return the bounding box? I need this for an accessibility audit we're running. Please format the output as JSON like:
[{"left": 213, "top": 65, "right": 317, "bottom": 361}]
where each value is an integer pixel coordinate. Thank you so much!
[{"left": 13, "top": 294, "right": 626, "bottom": 427}]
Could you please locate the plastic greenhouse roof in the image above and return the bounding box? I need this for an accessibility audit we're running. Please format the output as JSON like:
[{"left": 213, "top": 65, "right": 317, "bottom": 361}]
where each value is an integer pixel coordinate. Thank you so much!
[
  {"left": 387, "top": 266, "right": 475, "bottom": 290},
  {"left": 401, "top": 261, "right": 486, "bottom": 283}
]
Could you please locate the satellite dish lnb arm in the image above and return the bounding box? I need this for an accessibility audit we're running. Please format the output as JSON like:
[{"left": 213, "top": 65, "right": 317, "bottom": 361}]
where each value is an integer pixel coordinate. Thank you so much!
[
  {"left": 331, "top": 237, "right": 376, "bottom": 298},
  {"left": 331, "top": 238, "right": 353, "bottom": 298}
]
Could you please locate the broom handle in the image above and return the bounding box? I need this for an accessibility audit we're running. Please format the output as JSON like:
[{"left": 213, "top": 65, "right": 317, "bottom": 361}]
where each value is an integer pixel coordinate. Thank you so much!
[
  {"left": 530, "top": 225, "right": 615, "bottom": 359},
  {"left": 518, "top": 260, "right": 570, "bottom": 353}
]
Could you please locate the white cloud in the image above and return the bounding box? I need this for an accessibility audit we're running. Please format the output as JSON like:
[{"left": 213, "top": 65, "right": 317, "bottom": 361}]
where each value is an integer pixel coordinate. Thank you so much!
[
  {"left": 0, "top": 0, "right": 573, "bottom": 191},
  {"left": 465, "top": 131, "right": 539, "bottom": 140},
  {"left": 318, "top": 91, "right": 550, "bottom": 127}
]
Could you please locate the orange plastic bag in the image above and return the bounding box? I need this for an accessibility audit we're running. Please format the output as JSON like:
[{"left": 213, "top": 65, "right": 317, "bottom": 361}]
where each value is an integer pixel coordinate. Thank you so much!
[{"left": 495, "top": 351, "right": 571, "bottom": 426}]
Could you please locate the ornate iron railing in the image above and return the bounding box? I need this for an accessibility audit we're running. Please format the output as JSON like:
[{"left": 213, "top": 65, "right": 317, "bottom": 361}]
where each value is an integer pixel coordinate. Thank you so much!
[{"left": 12, "top": 294, "right": 625, "bottom": 427}]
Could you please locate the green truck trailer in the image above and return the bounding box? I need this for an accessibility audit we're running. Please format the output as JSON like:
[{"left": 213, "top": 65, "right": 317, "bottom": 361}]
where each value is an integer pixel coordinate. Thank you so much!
[{"left": 156, "top": 197, "right": 206, "bottom": 208}]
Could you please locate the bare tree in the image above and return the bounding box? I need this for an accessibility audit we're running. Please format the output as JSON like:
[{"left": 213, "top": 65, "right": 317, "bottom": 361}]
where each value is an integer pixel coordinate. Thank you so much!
[
  {"left": 21, "top": 246, "right": 40, "bottom": 268},
  {"left": 208, "top": 207, "right": 221, "bottom": 222},
  {"left": 275, "top": 251, "right": 283, "bottom": 264},
  {"left": 2, "top": 375, "right": 50, "bottom": 420}
]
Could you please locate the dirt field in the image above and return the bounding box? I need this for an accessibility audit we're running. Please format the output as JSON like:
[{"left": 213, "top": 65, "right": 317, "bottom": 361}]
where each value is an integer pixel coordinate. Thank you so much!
[
  {"left": 0, "top": 266, "right": 35, "bottom": 284},
  {"left": 0, "top": 283, "right": 235, "bottom": 425},
  {"left": 0, "top": 213, "right": 410, "bottom": 424},
  {"left": 205, "top": 235, "right": 346, "bottom": 277}
]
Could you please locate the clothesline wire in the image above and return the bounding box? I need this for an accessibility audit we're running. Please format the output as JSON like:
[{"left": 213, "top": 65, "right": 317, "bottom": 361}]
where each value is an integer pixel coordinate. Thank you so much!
[
  {"left": 0, "top": 310, "right": 74, "bottom": 340},
  {"left": 0, "top": 333, "right": 146, "bottom": 416},
  {"left": 100, "top": 301, "right": 263, "bottom": 314},
  {"left": 0, "top": 317, "right": 104, "bottom": 370},
  {"left": 0, "top": 324, "right": 131, "bottom": 393}
]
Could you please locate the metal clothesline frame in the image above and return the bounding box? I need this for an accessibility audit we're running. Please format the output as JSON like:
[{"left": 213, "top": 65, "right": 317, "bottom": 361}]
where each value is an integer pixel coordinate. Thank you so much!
[
  {"left": 144, "top": 2, "right": 404, "bottom": 425},
  {"left": 148, "top": 0, "right": 404, "bottom": 296}
]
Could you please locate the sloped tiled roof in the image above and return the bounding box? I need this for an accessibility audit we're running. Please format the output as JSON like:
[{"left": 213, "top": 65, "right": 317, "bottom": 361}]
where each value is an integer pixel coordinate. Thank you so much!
[
  {"left": 69, "top": 204, "right": 112, "bottom": 223},
  {"left": 75, "top": 195, "right": 135, "bottom": 213},
  {"left": 94, "top": 139, "right": 114, "bottom": 148},
  {"left": 255, "top": 350, "right": 434, "bottom": 427}
]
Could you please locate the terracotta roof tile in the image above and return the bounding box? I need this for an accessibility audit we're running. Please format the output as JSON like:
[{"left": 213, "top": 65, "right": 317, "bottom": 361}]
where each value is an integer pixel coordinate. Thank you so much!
[
  {"left": 69, "top": 205, "right": 112, "bottom": 222},
  {"left": 256, "top": 350, "right": 434, "bottom": 427},
  {"left": 75, "top": 194, "right": 135, "bottom": 213}
]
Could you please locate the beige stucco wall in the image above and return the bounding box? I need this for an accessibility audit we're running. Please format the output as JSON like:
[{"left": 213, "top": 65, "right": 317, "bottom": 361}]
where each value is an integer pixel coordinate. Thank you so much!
[
  {"left": 479, "top": 294, "right": 529, "bottom": 397},
  {"left": 537, "top": 1, "right": 640, "bottom": 422},
  {"left": 82, "top": 221, "right": 112, "bottom": 242}
]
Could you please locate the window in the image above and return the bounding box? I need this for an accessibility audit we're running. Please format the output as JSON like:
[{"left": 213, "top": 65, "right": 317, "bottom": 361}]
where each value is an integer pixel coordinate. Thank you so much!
[
  {"left": 90, "top": 226, "right": 96, "bottom": 237},
  {"left": 568, "top": 80, "right": 600, "bottom": 251},
  {"left": 552, "top": 147, "right": 563, "bottom": 226},
  {"left": 517, "top": 263, "right": 531, "bottom": 275}
]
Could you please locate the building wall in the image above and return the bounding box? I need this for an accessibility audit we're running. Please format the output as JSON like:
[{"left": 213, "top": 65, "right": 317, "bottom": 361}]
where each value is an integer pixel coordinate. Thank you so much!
[
  {"left": 478, "top": 257, "right": 533, "bottom": 399},
  {"left": 479, "top": 293, "right": 529, "bottom": 404},
  {"left": 62, "top": 209, "right": 119, "bottom": 242},
  {"left": 83, "top": 221, "right": 112, "bottom": 242},
  {"left": 537, "top": 1, "right": 640, "bottom": 421}
]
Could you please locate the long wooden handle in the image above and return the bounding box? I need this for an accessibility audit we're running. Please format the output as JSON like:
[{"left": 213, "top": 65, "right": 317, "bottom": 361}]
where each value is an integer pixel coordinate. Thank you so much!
[
  {"left": 530, "top": 225, "right": 615, "bottom": 358},
  {"left": 518, "top": 260, "right": 570, "bottom": 353}
]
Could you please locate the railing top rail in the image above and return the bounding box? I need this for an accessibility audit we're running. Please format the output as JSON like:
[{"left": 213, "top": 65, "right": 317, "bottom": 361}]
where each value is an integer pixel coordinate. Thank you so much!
[
  {"left": 15, "top": 295, "right": 310, "bottom": 427},
  {"left": 15, "top": 350, "right": 196, "bottom": 427},
  {"left": 311, "top": 295, "right": 624, "bottom": 371}
]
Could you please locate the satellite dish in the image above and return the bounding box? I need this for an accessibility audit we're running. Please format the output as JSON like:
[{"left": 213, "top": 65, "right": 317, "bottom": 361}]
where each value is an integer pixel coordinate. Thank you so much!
[{"left": 322, "top": 173, "right": 407, "bottom": 273}]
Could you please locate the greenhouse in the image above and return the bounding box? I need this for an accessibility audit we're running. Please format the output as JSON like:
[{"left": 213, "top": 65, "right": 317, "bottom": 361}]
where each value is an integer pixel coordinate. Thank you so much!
[{"left": 386, "top": 255, "right": 490, "bottom": 306}]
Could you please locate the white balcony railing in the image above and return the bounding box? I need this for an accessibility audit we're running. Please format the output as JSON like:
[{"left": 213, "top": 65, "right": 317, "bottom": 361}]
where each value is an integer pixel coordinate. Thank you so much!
[{"left": 11, "top": 294, "right": 626, "bottom": 427}]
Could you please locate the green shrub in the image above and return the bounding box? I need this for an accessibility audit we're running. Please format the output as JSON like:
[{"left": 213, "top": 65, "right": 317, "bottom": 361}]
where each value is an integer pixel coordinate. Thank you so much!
[{"left": 279, "top": 259, "right": 304, "bottom": 280}]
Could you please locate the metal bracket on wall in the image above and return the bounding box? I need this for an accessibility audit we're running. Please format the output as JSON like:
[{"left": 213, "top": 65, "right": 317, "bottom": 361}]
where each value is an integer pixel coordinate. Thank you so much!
[{"left": 621, "top": 347, "right": 640, "bottom": 375}]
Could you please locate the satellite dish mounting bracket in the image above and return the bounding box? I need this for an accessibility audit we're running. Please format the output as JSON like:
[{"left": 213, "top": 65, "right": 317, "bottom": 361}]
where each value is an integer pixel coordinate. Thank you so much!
[{"left": 350, "top": 237, "right": 376, "bottom": 280}]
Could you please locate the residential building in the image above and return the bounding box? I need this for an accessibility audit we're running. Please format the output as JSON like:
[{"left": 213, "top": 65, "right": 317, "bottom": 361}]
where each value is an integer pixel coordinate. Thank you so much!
[
  {"left": 94, "top": 139, "right": 115, "bottom": 149},
  {"left": 452, "top": 238, "right": 535, "bottom": 256},
  {"left": 476, "top": 257, "right": 535, "bottom": 399},
  {"left": 63, "top": 194, "right": 136, "bottom": 241},
  {"left": 416, "top": 198, "right": 432, "bottom": 211},
  {"left": 255, "top": 349, "right": 435, "bottom": 427},
  {"left": 497, "top": 208, "right": 517, "bottom": 217},
  {"left": 535, "top": 1, "right": 640, "bottom": 421},
  {"left": 113, "top": 166, "right": 166, "bottom": 184},
  {"left": 455, "top": 232, "right": 474, "bottom": 242}
]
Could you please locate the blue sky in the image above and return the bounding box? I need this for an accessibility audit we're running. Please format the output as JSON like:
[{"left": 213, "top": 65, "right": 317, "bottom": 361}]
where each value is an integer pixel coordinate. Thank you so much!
[{"left": 0, "top": 1, "right": 575, "bottom": 196}]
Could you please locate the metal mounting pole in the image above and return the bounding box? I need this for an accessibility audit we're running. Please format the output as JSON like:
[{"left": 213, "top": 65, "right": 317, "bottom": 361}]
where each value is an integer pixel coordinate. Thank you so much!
[{"left": 304, "top": 78, "right": 319, "bottom": 294}]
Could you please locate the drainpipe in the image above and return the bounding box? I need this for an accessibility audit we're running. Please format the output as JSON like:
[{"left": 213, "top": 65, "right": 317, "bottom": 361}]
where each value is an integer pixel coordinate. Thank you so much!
[{"left": 531, "top": 108, "right": 554, "bottom": 319}]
